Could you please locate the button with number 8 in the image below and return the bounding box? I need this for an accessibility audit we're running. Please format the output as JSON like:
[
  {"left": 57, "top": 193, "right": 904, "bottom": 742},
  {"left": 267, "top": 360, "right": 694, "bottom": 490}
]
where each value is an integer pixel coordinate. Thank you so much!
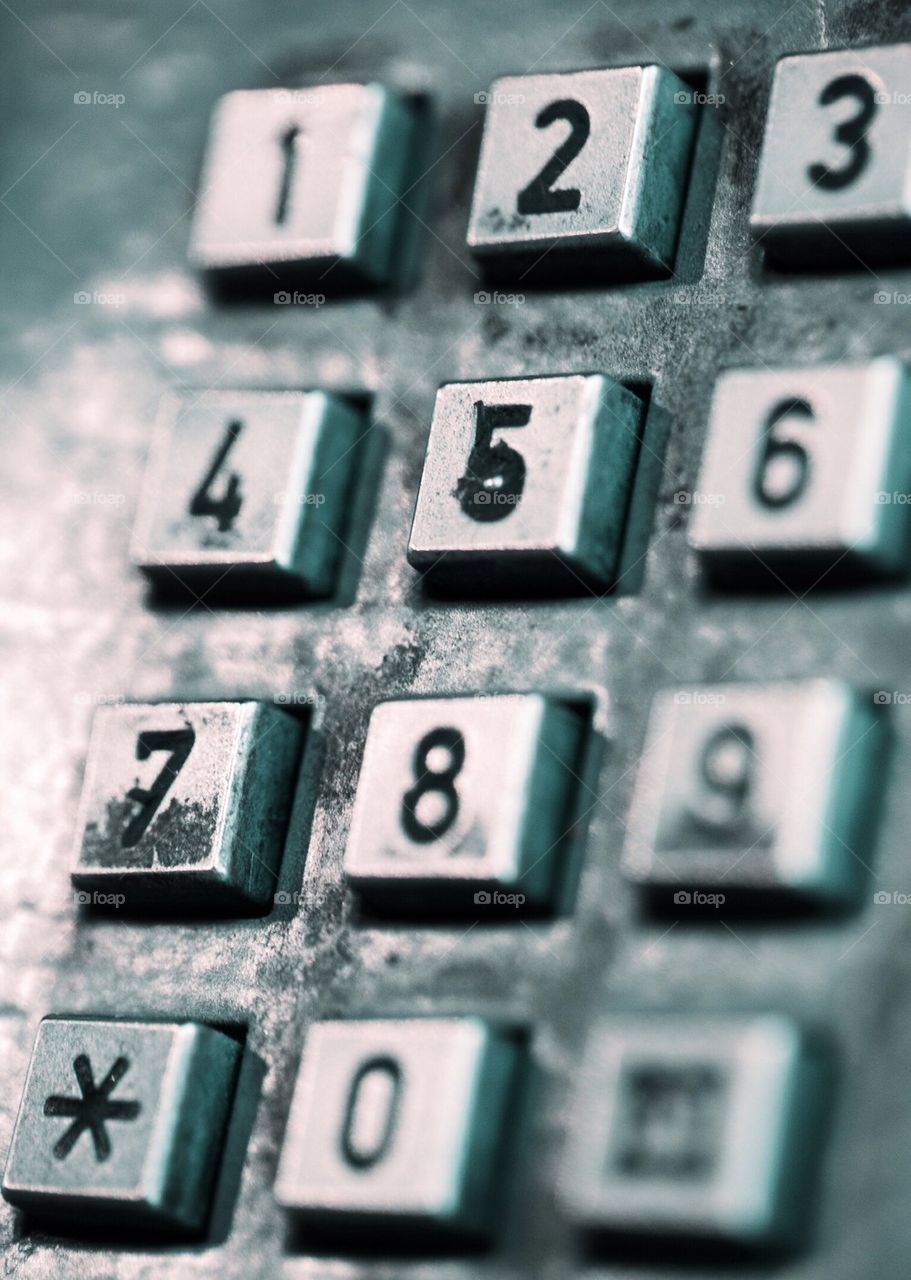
[{"left": 344, "top": 694, "right": 589, "bottom": 913}]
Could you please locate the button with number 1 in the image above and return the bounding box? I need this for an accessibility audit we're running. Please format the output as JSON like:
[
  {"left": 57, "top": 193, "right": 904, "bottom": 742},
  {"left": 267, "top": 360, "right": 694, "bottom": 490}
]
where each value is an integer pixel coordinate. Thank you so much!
[{"left": 344, "top": 694, "right": 589, "bottom": 913}]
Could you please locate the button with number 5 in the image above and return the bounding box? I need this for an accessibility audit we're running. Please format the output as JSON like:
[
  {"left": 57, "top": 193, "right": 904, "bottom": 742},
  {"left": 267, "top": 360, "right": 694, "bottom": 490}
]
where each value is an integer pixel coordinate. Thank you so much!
[
  {"left": 407, "top": 374, "right": 644, "bottom": 592},
  {"left": 751, "top": 43, "right": 911, "bottom": 265},
  {"left": 688, "top": 359, "right": 911, "bottom": 585},
  {"left": 131, "top": 390, "right": 364, "bottom": 600},
  {"left": 344, "top": 694, "right": 589, "bottom": 913},
  {"left": 467, "top": 66, "right": 698, "bottom": 280}
]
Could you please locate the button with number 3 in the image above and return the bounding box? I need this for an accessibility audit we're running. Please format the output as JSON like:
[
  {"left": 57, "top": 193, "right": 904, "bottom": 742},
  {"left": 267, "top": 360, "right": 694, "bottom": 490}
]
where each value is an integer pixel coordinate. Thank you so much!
[
  {"left": 131, "top": 390, "right": 363, "bottom": 600},
  {"left": 751, "top": 43, "right": 911, "bottom": 265},
  {"left": 344, "top": 694, "right": 588, "bottom": 913},
  {"left": 467, "top": 66, "right": 698, "bottom": 280}
]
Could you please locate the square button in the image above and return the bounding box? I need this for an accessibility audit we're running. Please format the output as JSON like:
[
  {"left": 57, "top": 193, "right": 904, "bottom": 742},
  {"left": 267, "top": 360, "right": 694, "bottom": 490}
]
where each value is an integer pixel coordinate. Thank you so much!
[
  {"left": 561, "top": 1015, "right": 829, "bottom": 1249},
  {"left": 688, "top": 359, "right": 911, "bottom": 585},
  {"left": 622, "top": 680, "right": 885, "bottom": 907},
  {"left": 751, "top": 44, "right": 911, "bottom": 266},
  {"left": 2, "top": 1018, "right": 241, "bottom": 1237},
  {"left": 407, "top": 375, "right": 644, "bottom": 592},
  {"left": 275, "top": 1018, "right": 522, "bottom": 1240},
  {"left": 189, "top": 84, "right": 417, "bottom": 288},
  {"left": 344, "top": 694, "right": 587, "bottom": 912},
  {"left": 131, "top": 390, "right": 364, "bottom": 600},
  {"left": 71, "top": 700, "right": 303, "bottom": 913},
  {"left": 467, "top": 67, "right": 698, "bottom": 280}
]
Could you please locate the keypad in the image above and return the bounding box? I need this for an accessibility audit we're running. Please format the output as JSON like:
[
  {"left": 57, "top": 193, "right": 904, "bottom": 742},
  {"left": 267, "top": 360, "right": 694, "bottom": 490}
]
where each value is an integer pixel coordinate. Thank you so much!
[
  {"left": 275, "top": 1018, "right": 523, "bottom": 1239},
  {"left": 407, "top": 374, "right": 644, "bottom": 591},
  {"left": 131, "top": 390, "right": 364, "bottom": 600},
  {"left": 751, "top": 43, "right": 911, "bottom": 266},
  {"left": 561, "top": 1015, "right": 829, "bottom": 1248},
  {"left": 2, "top": 1018, "right": 241, "bottom": 1237},
  {"left": 467, "top": 67, "right": 698, "bottom": 280},
  {"left": 688, "top": 359, "right": 911, "bottom": 585},
  {"left": 344, "top": 694, "right": 587, "bottom": 912},
  {"left": 622, "top": 680, "right": 885, "bottom": 907},
  {"left": 71, "top": 701, "right": 303, "bottom": 913},
  {"left": 189, "top": 84, "right": 418, "bottom": 289}
]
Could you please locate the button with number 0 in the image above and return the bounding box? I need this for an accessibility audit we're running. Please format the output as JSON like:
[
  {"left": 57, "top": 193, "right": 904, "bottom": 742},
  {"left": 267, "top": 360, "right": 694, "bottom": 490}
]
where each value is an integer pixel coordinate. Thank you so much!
[
  {"left": 751, "top": 43, "right": 911, "bottom": 265},
  {"left": 467, "top": 66, "right": 698, "bottom": 280},
  {"left": 131, "top": 390, "right": 363, "bottom": 600},
  {"left": 561, "top": 1015, "right": 830, "bottom": 1250},
  {"left": 2, "top": 1017, "right": 241, "bottom": 1237},
  {"left": 189, "top": 84, "right": 418, "bottom": 288},
  {"left": 71, "top": 700, "right": 304, "bottom": 913},
  {"left": 622, "top": 680, "right": 886, "bottom": 907},
  {"left": 688, "top": 359, "right": 911, "bottom": 585},
  {"left": 275, "top": 1018, "right": 524, "bottom": 1240},
  {"left": 407, "top": 374, "right": 644, "bottom": 592},
  {"left": 344, "top": 694, "right": 588, "bottom": 912}
]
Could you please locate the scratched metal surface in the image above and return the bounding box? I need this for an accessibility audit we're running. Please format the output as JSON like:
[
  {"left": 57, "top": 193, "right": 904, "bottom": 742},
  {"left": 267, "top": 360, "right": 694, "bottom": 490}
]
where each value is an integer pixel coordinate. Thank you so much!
[{"left": 2, "top": 1, "right": 911, "bottom": 1277}]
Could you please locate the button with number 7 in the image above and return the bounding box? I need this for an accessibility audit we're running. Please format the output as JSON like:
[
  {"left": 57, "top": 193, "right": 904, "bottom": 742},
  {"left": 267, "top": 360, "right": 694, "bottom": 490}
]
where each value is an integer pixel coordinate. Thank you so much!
[
  {"left": 131, "top": 390, "right": 364, "bottom": 600},
  {"left": 344, "top": 694, "right": 589, "bottom": 913}
]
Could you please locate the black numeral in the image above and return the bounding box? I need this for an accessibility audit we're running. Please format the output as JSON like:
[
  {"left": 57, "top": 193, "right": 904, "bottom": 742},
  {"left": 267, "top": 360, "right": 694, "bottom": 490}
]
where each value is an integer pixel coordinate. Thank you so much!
[
  {"left": 401, "top": 727, "right": 466, "bottom": 844},
  {"left": 121, "top": 728, "right": 195, "bottom": 848},
  {"left": 808, "top": 73, "right": 877, "bottom": 192},
  {"left": 752, "top": 398, "right": 813, "bottom": 510},
  {"left": 188, "top": 420, "right": 244, "bottom": 532},
  {"left": 455, "top": 400, "right": 531, "bottom": 523},
  {"left": 275, "top": 124, "right": 301, "bottom": 225},
  {"left": 517, "top": 99, "right": 590, "bottom": 215},
  {"left": 693, "top": 723, "right": 756, "bottom": 834},
  {"left": 340, "top": 1055, "right": 402, "bottom": 1169}
]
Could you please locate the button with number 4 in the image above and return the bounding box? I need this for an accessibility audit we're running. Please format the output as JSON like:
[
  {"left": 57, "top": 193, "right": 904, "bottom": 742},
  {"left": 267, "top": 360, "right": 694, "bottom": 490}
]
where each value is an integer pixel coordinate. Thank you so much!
[
  {"left": 344, "top": 694, "right": 588, "bottom": 912},
  {"left": 275, "top": 1018, "right": 524, "bottom": 1240},
  {"left": 71, "top": 700, "right": 303, "bottom": 913},
  {"left": 131, "top": 390, "right": 363, "bottom": 600},
  {"left": 467, "top": 66, "right": 698, "bottom": 280},
  {"left": 688, "top": 359, "right": 911, "bottom": 585},
  {"left": 189, "top": 84, "right": 418, "bottom": 288},
  {"left": 407, "top": 374, "right": 644, "bottom": 592},
  {"left": 751, "top": 43, "right": 911, "bottom": 265}
]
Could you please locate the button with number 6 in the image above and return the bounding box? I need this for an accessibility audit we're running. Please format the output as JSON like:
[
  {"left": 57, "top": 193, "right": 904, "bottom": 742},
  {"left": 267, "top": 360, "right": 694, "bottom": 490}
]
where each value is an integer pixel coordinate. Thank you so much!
[
  {"left": 344, "top": 694, "right": 589, "bottom": 913},
  {"left": 131, "top": 390, "right": 364, "bottom": 600}
]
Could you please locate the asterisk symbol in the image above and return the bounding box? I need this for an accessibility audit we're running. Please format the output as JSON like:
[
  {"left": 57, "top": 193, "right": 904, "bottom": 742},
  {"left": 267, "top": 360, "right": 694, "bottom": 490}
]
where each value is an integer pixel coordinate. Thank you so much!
[{"left": 43, "top": 1055, "right": 141, "bottom": 1161}]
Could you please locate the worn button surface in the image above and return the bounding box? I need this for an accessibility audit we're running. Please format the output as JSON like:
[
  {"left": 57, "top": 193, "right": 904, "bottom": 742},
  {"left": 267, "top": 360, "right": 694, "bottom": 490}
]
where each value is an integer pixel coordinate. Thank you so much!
[
  {"left": 751, "top": 43, "right": 911, "bottom": 266},
  {"left": 275, "top": 1018, "right": 522, "bottom": 1239},
  {"left": 622, "top": 680, "right": 885, "bottom": 907},
  {"left": 189, "top": 84, "right": 417, "bottom": 288},
  {"left": 562, "top": 1015, "right": 829, "bottom": 1248},
  {"left": 407, "top": 374, "right": 644, "bottom": 592},
  {"left": 688, "top": 359, "right": 911, "bottom": 585},
  {"left": 2, "top": 1018, "right": 241, "bottom": 1237},
  {"left": 131, "top": 390, "right": 364, "bottom": 601},
  {"left": 344, "top": 694, "right": 587, "bottom": 912},
  {"left": 467, "top": 66, "right": 698, "bottom": 280},
  {"left": 71, "top": 700, "right": 303, "bottom": 912}
]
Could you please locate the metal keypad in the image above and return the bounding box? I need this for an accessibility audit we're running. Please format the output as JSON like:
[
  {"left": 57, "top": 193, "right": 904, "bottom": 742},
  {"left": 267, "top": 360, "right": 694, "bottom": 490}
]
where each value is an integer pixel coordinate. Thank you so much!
[
  {"left": 189, "top": 84, "right": 417, "bottom": 288},
  {"left": 71, "top": 701, "right": 303, "bottom": 912},
  {"left": 2, "top": 1018, "right": 241, "bottom": 1237},
  {"left": 274, "top": 1018, "right": 522, "bottom": 1239},
  {"left": 344, "top": 694, "right": 587, "bottom": 911},
  {"left": 467, "top": 66, "right": 698, "bottom": 280},
  {"left": 407, "top": 374, "right": 644, "bottom": 591},
  {"left": 688, "top": 359, "right": 911, "bottom": 585},
  {"left": 751, "top": 43, "right": 911, "bottom": 266},
  {"left": 131, "top": 390, "right": 364, "bottom": 600},
  {"left": 561, "top": 1015, "right": 829, "bottom": 1249},
  {"left": 622, "top": 680, "right": 885, "bottom": 907}
]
